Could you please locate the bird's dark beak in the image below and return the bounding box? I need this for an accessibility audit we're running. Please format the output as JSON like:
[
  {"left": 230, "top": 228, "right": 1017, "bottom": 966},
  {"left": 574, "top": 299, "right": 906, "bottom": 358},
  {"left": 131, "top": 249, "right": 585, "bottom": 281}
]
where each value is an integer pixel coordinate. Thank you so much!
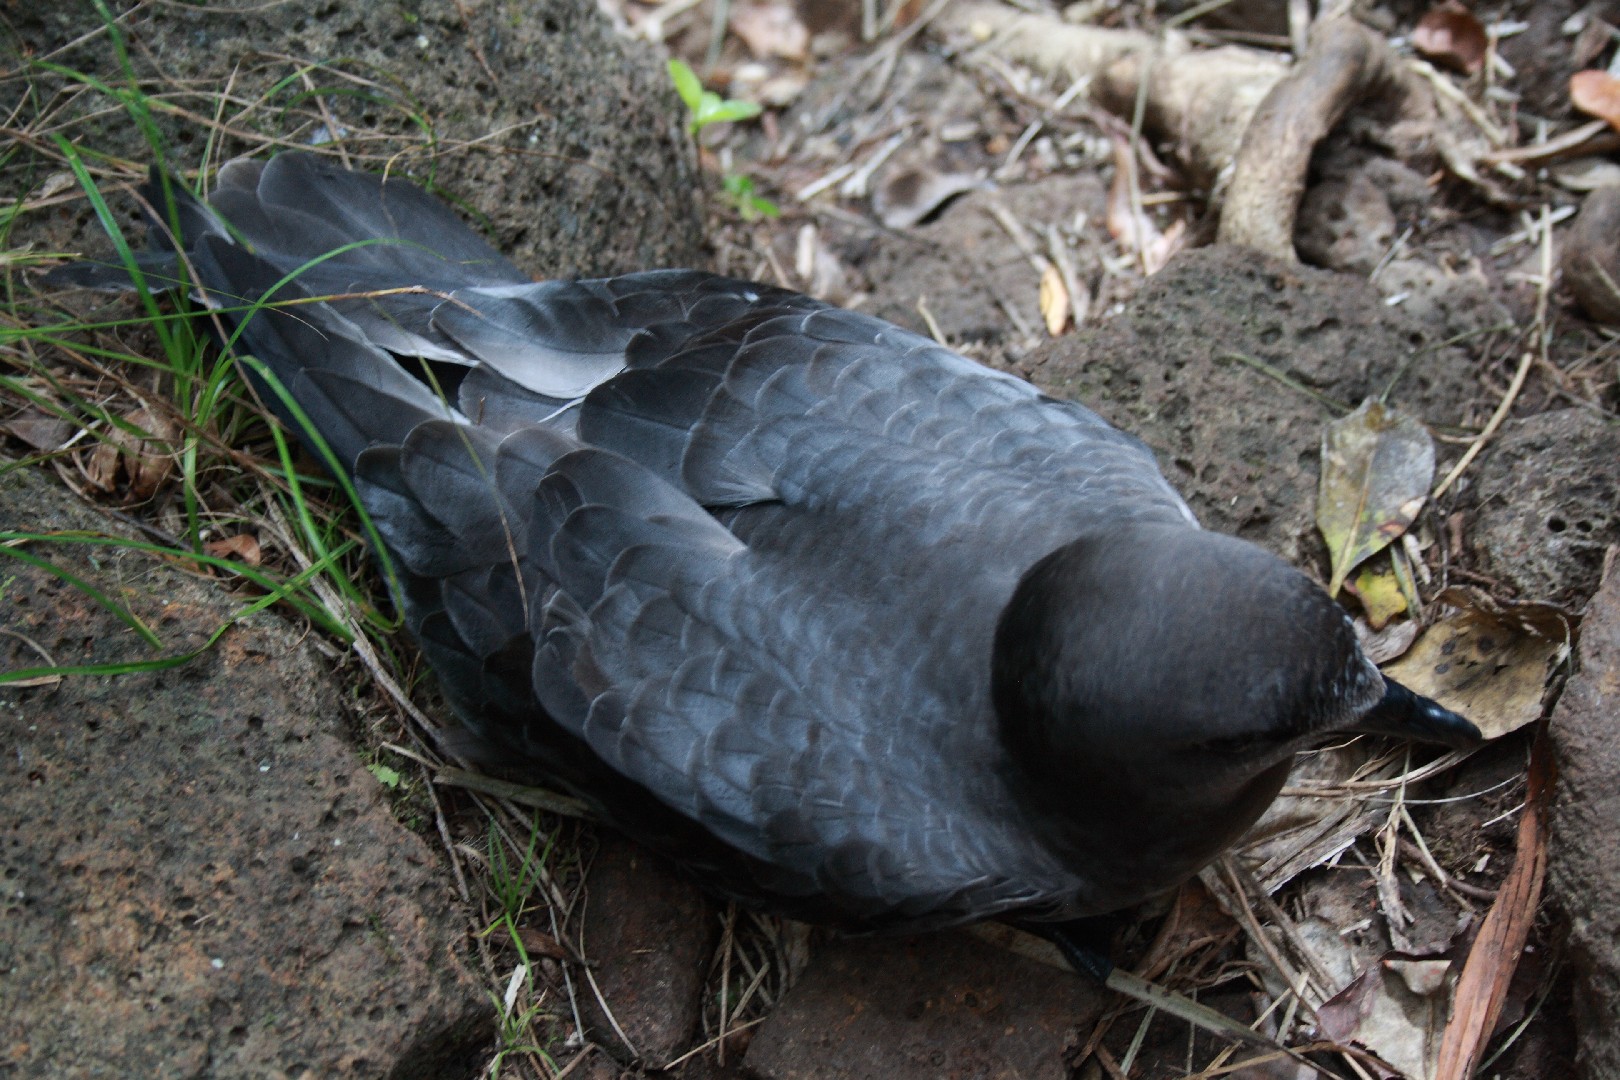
[{"left": 1348, "top": 677, "right": 1483, "bottom": 749}]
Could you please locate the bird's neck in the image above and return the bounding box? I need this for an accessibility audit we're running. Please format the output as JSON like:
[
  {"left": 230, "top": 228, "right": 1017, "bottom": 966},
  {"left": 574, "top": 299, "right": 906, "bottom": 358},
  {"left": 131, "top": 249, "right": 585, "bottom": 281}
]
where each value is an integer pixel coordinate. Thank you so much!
[{"left": 1004, "top": 747, "right": 1296, "bottom": 910}]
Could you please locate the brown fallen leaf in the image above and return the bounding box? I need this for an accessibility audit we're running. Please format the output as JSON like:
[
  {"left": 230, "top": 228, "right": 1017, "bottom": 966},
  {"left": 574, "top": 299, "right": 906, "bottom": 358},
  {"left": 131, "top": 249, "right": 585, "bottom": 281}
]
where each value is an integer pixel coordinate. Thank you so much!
[
  {"left": 1381, "top": 589, "right": 1570, "bottom": 740},
  {"left": 729, "top": 0, "right": 808, "bottom": 61},
  {"left": 1412, "top": 2, "right": 1488, "bottom": 76},
  {"left": 1, "top": 410, "right": 77, "bottom": 452},
  {"left": 83, "top": 406, "right": 181, "bottom": 497},
  {"left": 1570, "top": 69, "right": 1620, "bottom": 131},
  {"left": 203, "top": 533, "right": 263, "bottom": 567},
  {"left": 84, "top": 439, "right": 121, "bottom": 493},
  {"left": 514, "top": 925, "right": 572, "bottom": 963},
  {"left": 1432, "top": 729, "right": 1552, "bottom": 1078},
  {"left": 1317, "top": 400, "right": 1436, "bottom": 597},
  {"left": 1316, "top": 964, "right": 1383, "bottom": 1045}
]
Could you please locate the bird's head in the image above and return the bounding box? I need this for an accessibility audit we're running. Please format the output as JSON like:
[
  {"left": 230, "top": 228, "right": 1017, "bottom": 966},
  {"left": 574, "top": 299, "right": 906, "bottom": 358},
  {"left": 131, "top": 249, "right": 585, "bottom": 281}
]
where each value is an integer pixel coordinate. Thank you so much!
[{"left": 991, "top": 521, "right": 1479, "bottom": 908}]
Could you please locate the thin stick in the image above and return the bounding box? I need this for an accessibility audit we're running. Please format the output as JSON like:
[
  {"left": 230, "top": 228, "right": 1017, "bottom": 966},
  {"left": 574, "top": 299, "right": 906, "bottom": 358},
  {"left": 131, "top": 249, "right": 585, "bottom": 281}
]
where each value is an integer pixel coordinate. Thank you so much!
[{"left": 1431, "top": 348, "right": 1533, "bottom": 500}]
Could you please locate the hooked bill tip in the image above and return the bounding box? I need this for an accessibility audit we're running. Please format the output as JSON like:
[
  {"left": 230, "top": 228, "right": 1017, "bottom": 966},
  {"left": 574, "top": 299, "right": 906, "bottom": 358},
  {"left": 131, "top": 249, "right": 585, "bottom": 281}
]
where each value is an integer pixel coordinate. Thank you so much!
[{"left": 1349, "top": 677, "right": 1483, "bottom": 750}]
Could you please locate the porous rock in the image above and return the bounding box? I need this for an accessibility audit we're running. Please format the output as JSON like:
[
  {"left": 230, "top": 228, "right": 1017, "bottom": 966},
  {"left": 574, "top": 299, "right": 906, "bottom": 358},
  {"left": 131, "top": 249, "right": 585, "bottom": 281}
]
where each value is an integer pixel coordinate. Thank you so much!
[
  {"left": 1465, "top": 409, "right": 1620, "bottom": 607},
  {"left": 0, "top": 464, "right": 487, "bottom": 1078},
  {"left": 1549, "top": 567, "right": 1620, "bottom": 1077}
]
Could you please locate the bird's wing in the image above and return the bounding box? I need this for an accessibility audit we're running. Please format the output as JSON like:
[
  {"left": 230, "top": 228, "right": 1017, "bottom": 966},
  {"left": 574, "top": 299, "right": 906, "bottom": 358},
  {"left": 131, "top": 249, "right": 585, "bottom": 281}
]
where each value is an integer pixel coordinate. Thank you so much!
[
  {"left": 492, "top": 297, "right": 1199, "bottom": 922},
  {"left": 351, "top": 411, "right": 1048, "bottom": 923}
]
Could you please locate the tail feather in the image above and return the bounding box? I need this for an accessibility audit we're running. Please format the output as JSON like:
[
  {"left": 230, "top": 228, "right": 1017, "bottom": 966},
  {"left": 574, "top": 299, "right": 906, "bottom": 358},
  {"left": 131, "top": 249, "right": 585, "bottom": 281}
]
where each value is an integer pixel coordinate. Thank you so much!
[{"left": 187, "top": 233, "right": 456, "bottom": 470}]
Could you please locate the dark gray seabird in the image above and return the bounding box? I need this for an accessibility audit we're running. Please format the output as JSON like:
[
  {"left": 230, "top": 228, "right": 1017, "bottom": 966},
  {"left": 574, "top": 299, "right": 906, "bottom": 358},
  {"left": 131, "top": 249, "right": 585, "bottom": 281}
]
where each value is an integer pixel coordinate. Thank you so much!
[{"left": 53, "top": 153, "right": 1481, "bottom": 945}]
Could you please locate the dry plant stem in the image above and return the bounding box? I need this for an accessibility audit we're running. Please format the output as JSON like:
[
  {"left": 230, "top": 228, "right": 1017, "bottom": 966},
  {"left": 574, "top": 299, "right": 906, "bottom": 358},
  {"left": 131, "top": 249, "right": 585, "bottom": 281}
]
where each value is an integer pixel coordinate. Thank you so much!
[
  {"left": 1433, "top": 727, "right": 1553, "bottom": 1078},
  {"left": 1430, "top": 348, "right": 1534, "bottom": 500},
  {"left": 435, "top": 767, "right": 594, "bottom": 818},
  {"left": 1218, "top": 18, "right": 1396, "bottom": 258},
  {"left": 1484, "top": 118, "right": 1620, "bottom": 167}
]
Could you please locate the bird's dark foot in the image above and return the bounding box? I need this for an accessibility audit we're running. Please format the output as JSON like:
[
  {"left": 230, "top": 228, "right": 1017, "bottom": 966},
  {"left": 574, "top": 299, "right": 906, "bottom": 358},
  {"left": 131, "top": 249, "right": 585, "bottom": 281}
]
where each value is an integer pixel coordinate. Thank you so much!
[{"left": 1011, "top": 915, "right": 1122, "bottom": 984}]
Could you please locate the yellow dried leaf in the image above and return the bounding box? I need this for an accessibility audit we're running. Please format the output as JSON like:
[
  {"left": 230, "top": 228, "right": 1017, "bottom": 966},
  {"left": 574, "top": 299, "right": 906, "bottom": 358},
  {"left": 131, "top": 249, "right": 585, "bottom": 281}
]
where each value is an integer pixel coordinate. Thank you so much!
[
  {"left": 1349, "top": 560, "right": 1409, "bottom": 630},
  {"left": 203, "top": 533, "right": 263, "bottom": 567},
  {"left": 1382, "top": 591, "right": 1570, "bottom": 740},
  {"left": 1316, "top": 399, "right": 1435, "bottom": 596}
]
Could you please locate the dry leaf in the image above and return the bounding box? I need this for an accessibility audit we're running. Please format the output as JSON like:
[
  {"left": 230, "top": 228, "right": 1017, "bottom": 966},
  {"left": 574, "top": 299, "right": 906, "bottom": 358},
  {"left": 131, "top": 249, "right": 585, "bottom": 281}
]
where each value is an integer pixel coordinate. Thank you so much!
[
  {"left": 1259, "top": 916, "right": 1438, "bottom": 1078},
  {"left": 1387, "top": 956, "right": 1452, "bottom": 997},
  {"left": 1433, "top": 732, "right": 1551, "bottom": 1078},
  {"left": 1038, "top": 264, "right": 1069, "bottom": 336},
  {"left": 1317, "top": 400, "right": 1436, "bottom": 597},
  {"left": 1359, "top": 617, "right": 1422, "bottom": 665},
  {"left": 1316, "top": 965, "right": 1383, "bottom": 1045},
  {"left": 203, "top": 533, "right": 263, "bottom": 567},
  {"left": 729, "top": 1, "right": 808, "bottom": 61},
  {"left": 1570, "top": 69, "right": 1620, "bottom": 130},
  {"left": 515, "top": 925, "right": 571, "bottom": 962},
  {"left": 1141, "top": 218, "right": 1187, "bottom": 277},
  {"left": 1, "top": 410, "right": 76, "bottom": 452},
  {"left": 84, "top": 406, "right": 181, "bottom": 497},
  {"left": 1381, "top": 590, "right": 1569, "bottom": 740},
  {"left": 1105, "top": 136, "right": 1161, "bottom": 256},
  {"left": 1350, "top": 558, "right": 1410, "bottom": 630},
  {"left": 1412, "top": 2, "right": 1488, "bottom": 75},
  {"left": 84, "top": 440, "right": 122, "bottom": 493}
]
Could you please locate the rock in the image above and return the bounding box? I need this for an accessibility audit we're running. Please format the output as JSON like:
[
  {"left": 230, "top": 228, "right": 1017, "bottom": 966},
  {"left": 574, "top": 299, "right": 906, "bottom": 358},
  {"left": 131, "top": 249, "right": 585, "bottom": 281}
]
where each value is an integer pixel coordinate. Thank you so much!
[
  {"left": 1561, "top": 186, "right": 1620, "bottom": 325},
  {"left": 1465, "top": 409, "right": 1620, "bottom": 607},
  {"left": 1549, "top": 566, "right": 1620, "bottom": 1077},
  {"left": 0, "top": 465, "right": 488, "bottom": 1077},
  {"left": 1296, "top": 170, "right": 1397, "bottom": 274},
  {"left": 743, "top": 932, "right": 1102, "bottom": 1080},
  {"left": 1030, "top": 245, "right": 1482, "bottom": 564},
  {"left": 12, "top": 0, "right": 705, "bottom": 281},
  {"left": 576, "top": 836, "right": 715, "bottom": 1066}
]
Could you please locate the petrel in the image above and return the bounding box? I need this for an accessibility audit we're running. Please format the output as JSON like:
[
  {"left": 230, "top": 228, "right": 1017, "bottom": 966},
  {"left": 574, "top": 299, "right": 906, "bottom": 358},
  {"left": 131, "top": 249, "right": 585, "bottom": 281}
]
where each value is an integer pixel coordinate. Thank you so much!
[{"left": 52, "top": 153, "right": 1480, "bottom": 945}]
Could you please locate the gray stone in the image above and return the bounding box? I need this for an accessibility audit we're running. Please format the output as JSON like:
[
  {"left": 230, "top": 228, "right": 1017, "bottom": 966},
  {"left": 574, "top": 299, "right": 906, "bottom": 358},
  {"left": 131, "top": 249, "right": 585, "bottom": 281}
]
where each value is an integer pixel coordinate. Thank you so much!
[
  {"left": 1030, "top": 245, "right": 1483, "bottom": 565},
  {"left": 8, "top": 0, "right": 706, "bottom": 281}
]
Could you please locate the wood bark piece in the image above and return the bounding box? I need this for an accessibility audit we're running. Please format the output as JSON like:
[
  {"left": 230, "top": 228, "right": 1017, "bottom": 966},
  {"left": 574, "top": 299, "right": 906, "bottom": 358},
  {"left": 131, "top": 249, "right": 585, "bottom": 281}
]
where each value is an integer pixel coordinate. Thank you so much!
[
  {"left": 935, "top": 1, "right": 1156, "bottom": 84},
  {"left": 1218, "top": 18, "right": 1410, "bottom": 258},
  {"left": 1432, "top": 726, "right": 1553, "bottom": 1079},
  {"left": 934, "top": 1, "right": 1286, "bottom": 186}
]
